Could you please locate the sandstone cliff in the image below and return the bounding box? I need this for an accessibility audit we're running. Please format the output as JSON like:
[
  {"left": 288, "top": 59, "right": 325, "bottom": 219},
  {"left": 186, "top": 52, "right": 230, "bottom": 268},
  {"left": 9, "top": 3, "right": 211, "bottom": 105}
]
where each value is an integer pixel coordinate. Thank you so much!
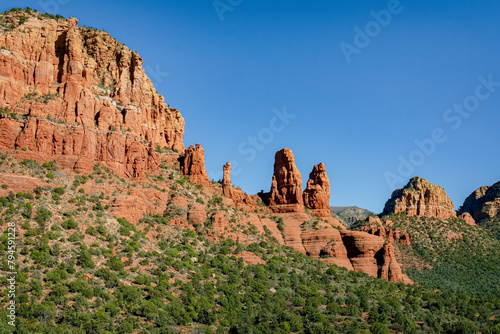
[
  {"left": 382, "top": 177, "right": 456, "bottom": 219},
  {"left": 0, "top": 12, "right": 184, "bottom": 177},
  {"left": 276, "top": 212, "right": 406, "bottom": 282},
  {"left": 459, "top": 181, "right": 500, "bottom": 222}
]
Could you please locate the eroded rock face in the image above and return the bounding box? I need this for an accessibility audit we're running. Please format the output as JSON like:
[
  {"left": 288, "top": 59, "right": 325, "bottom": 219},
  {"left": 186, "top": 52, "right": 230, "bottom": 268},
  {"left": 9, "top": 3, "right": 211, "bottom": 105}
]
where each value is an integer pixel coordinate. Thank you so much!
[
  {"left": 303, "top": 163, "right": 331, "bottom": 217},
  {"left": 187, "top": 203, "right": 207, "bottom": 226},
  {"left": 181, "top": 144, "right": 210, "bottom": 188},
  {"left": 341, "top": 231, "right": 384, "bottom": 277},
  {"left": 300, "top": 228, "right": 353, "bottom": 271},
  {"left": 359, "top": 221, "right": 411, "bottom": 246},
  {"left": 378, "top": 243, "right": 405, "bottom": 283},
  {"left": 211, "top": 212, "right": 229, "bottom": 239},
  {"left": 0, "top": 13, "right": 184, "bottom": 177},
  {"left": 459, "top": 212, "right": 476, "bottom": 226},
  {"left": 382, "top": 177, "right": 456, "bottom": 220},
  {"left": 459, "top": 181, "right": 500, "bottom": 222},
  {"left": 235, "top": 251, "right": 266, "bottom": 265},
  {"left": 267, "top": 148, "right": 304, "bottom": 213}
]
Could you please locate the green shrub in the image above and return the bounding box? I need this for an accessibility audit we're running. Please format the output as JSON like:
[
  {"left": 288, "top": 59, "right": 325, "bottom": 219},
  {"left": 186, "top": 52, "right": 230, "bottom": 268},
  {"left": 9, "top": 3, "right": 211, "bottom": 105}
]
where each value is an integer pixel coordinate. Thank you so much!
[
  {"left": 68, "top": 233, "right": 82, "bottom": 242},
  {"left": 35, "top": 207, "right": 52, "bottom": 225},
  {"left": 86, "top": 226, "right": 98, "bottom": 236},
  {"left": 77, "top": 248, "right": 95, "bottom": 268},
  {"left": 108, "top": 257, "right": 125, "bottom": 271},
  {"left": 62, "top": 219, "right": 78, "bottom": 229},
  {"left": 52, "top": 187, "right": 65, "bottom": 195}
]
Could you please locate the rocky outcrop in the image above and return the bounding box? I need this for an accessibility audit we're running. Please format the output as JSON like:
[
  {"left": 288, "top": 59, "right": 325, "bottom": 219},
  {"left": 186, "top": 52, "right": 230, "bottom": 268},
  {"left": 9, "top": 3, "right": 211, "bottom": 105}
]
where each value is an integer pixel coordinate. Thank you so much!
[
  {"left": 341, "top": 231, "right": 385, "bottom": 277},
  {"left": 303, "top": 163, "right": 331, "bottom": 217},
  {"left": 220, "top": 162, "right": 257, "bottom": 208},
  {"left": 382, "top": 177, "right": 456, "bottom": 220},
  {"left": 211, "top": 212, "right": 230, "bottom": 239},
  {"left": 0, "top": 12, "right": 184, "bottom": 178},
  {"left": 276, "top": 212, "right": 405, "bottom": 282},
  {"left": 300, "top": 228, "right": 354, "bottom": 271},
  {"left": 180, "top": 144, "right": 210, "bottom": 188},
  {"left": 222, "top": 162, "right": 232, "bottom": 188},
  {"left": 267, "top": 148, "right": 304, "bottom": 213},
  {"left": 235, "top": 251, "right": 266, "bottom": 265},
  {"left": 458, "top": 181, "right": 500, "bottom": 222},
  {"left": 359, "top": 217, "right": 411, "bottom": 246},
  {"left": 378, "top": 242, "right": 406, "bottom": 283},
  {"left": 459, "top": 212, "right": 476, "bottom": 226},
  {"left": 187, "top": 203, "right": 207, "bottom": 226}
]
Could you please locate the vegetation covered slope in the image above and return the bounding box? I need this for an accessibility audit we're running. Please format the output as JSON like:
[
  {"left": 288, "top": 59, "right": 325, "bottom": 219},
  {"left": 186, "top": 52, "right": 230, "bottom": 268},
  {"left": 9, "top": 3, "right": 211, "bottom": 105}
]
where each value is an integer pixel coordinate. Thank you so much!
[
  {"left": 0, "top": 150, "right": 499, "bottom": 334},
  {"left": 355, "top": 214, "right": 500, "bottom": 301}
]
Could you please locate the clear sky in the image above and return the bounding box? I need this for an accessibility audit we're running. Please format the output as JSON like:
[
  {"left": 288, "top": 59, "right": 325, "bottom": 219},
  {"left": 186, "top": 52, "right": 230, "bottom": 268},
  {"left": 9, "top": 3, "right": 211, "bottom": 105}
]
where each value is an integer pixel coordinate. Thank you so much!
[{"left": 2, "top": 0, "right": 500, "bottom": 213}]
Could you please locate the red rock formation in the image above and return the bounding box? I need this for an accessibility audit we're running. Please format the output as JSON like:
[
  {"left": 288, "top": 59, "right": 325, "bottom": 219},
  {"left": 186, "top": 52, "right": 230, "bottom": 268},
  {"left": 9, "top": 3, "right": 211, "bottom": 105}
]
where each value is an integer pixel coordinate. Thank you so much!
[
  {"left": 459, "top": 181, "right": 500, "bottom": 222},
  {"left": 0, "top": 174, "right": 44, "bottom": 197},
  {"left": 235, "top": 251, "right": 266, "bottom": 265},
  {"left": 274, "top": 212, "right": 406, "bottom": 282},
  {"left": 359, "top": 223, "right": 411, "bottom": 246},
  {"left": 219, "top": 161, "right": 258, "bottom": 208},
  {"left": 378, "top": 243, "right": 404, "bottom": 283},
  {"left": 0, "top": 13, "right": 184, "bottom": 178},
  {"left": 300, "top": 228, "right": 353, "bottom": 271},
  {"left": 222, "top": 162, "right": 232, "bottom": 188},
  {"left": 382, "top": 177, "right": 456, "bottom": 220},
  {"left": 459, "top": 212, "right": 476, "bottom": 226},
  {"left": 181, "top": 144, "right": 210, "bottom": 187},
  {"left": 341, "top": 231, "right": 385, "bottom": 277},
  {"left": 187, "top": 203, "right": 207, "bottom": 226},
  {"left": 267, "top": 148, "right": 304, "bottom": 213},
  {"left": 303, "top": 163, "right": 331, "bottom": 217},
  {"left": 211, "top": 212, "right": 230, "bottom": 239}
]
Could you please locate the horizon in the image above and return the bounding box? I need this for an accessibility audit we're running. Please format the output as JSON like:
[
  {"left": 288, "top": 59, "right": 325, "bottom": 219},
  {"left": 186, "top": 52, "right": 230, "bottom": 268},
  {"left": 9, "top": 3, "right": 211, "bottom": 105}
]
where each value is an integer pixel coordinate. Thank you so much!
[{"left": 1, "top": 1, "right": 499, "bottom": 213}]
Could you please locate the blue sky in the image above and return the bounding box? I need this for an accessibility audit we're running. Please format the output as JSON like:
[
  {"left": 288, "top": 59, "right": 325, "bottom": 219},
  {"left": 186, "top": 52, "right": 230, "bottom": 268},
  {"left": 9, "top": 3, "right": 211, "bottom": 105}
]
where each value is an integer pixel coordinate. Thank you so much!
[{"left": 2, "top": 0, "right": 500, "bottom": 213}]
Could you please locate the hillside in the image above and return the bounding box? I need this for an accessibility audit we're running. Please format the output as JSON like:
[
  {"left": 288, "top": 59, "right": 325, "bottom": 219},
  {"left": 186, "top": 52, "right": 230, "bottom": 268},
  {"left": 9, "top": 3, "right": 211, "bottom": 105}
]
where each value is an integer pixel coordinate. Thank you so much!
[
  {"left": 1, "top": 7, "right": 500, "bottom": 334},
  {"left": 354, "top": 213, "right": 500, "bottom": 300},
  {"left": 1, "top": 153, "right": 500, "bottom": 333}
]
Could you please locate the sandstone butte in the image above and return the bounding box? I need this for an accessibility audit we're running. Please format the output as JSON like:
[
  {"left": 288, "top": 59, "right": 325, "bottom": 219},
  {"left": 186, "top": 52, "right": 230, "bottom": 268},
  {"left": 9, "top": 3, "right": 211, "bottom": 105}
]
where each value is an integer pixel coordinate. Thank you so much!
[
  {"left": 382, "top": 176, "right": 457, "bottom": 220},
  {"left": 0, "top": 14, "right": 184, "bottom": 178},
  {"left": 0, "top": 12, "right": 409, "bottom": 283},
  {"left": 458, "top": 181, "right": 500, "bottom": 222}
]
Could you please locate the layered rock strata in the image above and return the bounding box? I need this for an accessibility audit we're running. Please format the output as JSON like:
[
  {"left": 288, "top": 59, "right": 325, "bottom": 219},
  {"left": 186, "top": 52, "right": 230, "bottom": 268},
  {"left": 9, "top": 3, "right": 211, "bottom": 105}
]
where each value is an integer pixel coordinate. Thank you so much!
[
  {"left": 382, "top": 177, "right": 456, "bottom": 219},
  {"left": 0, "top": 14, "right": 184, "bottom": 177}
]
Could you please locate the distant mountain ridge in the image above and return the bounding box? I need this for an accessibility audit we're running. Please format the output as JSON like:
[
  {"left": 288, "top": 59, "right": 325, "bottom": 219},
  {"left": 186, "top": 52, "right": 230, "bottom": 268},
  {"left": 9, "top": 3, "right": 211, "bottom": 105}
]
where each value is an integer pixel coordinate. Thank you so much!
[{"left": 330, "top": 206, "right": 375, "bottom": 226}]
